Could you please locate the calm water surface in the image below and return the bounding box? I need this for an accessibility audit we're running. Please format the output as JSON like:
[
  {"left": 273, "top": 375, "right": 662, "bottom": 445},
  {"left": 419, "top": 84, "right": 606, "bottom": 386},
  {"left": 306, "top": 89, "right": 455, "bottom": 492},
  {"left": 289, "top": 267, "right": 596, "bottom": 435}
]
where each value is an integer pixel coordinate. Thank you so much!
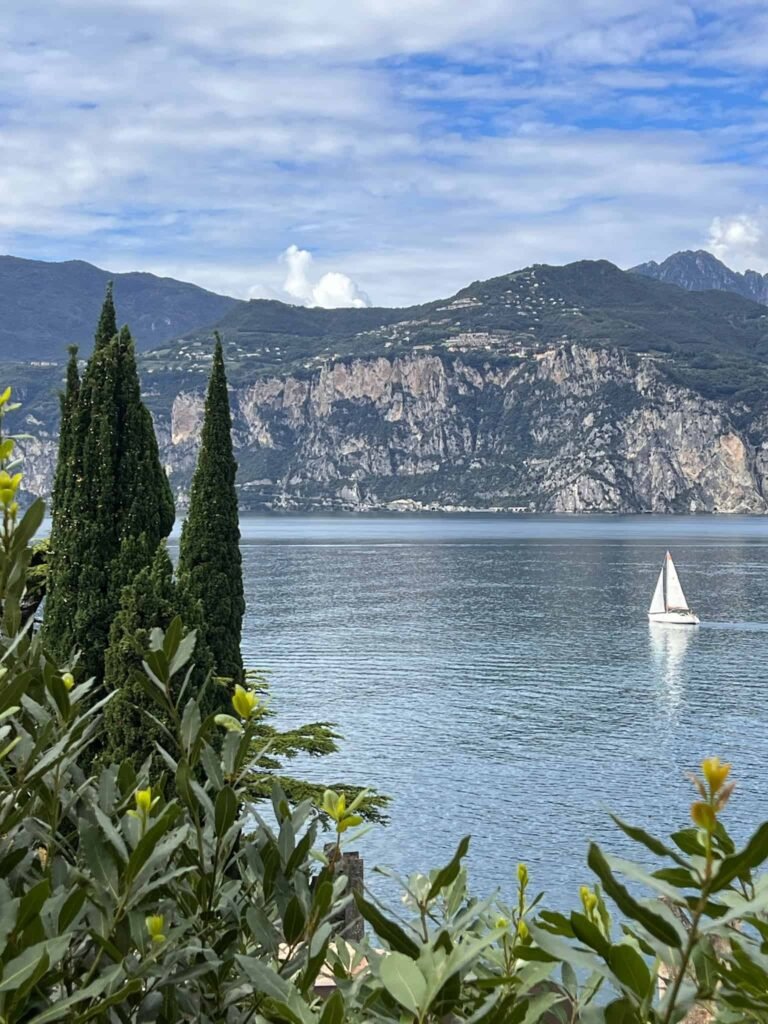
[{"left": 199, "top": 515, "right": 768, "bottom": 908}]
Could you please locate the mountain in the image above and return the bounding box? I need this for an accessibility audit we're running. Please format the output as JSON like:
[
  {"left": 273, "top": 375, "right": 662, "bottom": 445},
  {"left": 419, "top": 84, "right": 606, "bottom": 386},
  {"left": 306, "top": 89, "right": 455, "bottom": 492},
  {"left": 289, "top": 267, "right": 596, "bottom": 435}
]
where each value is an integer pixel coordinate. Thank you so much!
[
  {"left": 13, "top": 259, "right": 768, "bottom": 513},
  {"left": 632, "top": 250, "right": 768, "bottom": 305},
  {"left": 0, "top": 256, "right": 243, "bottom": 361}
]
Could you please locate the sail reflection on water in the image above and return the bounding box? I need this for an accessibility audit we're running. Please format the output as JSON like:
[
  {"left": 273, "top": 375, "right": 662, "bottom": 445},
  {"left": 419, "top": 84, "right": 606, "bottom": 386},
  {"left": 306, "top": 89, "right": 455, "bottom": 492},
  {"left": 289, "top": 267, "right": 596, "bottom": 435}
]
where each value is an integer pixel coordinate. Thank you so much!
[{"left": 649, "top": 622, "right": 694, "bottom": 719}]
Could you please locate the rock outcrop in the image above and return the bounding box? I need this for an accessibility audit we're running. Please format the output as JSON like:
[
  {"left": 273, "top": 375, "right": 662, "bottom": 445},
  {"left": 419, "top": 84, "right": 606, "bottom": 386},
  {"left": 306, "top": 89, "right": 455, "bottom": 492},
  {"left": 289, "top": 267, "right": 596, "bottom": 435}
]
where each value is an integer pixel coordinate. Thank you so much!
[{"left": 54, "top": 343, "right": 763, "bottom": 514}]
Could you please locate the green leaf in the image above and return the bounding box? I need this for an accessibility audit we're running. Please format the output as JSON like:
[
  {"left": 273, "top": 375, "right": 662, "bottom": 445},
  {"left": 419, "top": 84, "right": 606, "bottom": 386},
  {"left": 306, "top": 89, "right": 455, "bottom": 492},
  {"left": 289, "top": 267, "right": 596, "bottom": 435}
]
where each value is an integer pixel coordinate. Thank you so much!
[
  {"left": 319, "top": 989, "right": 345, "bottom": 1024},
  {"left": 604, "top": 997, "right": 639, "bottom": 1024},
  {"left": 12, "top": 498, "right": 45, "bottom": 553},
  {"left": 653, "top": 867, "right": 698, "bottom": 889},
  {"left": 354, "top": 892, "right": 420, "bottom": 958},
  {"left": 610, "top": 815, "right": 688, "bottom": 865},
  {"left": 380, "top": 952, "right": 427, "bottom": 1014},
  {"left": 570, "top": 912, "right": 610, "bottom": 959},
  {"left": 235, "top": 955, "right": 295, "bottom": 1002},
  {"left": 521, "top": 991, "right": 562, "bottom": 1024},
  {"left": 527, "top": 924, "right": 608, "bottom": 975},
  {"left": 283, "top": 897, "right": 306, "bottom": 945},
  {"left": 670, "top": 828, "right": 705, "bottom": 857},
  {"left": 214, "top": 785, "right": 238, "bottom": 835},
  {"left": 587, "top": 843, "right": 681, "bottom": 948},
  {"left": 169, "top": 627, "right": 197, "bottom": 678},
  {"left": 0, "top": 946, "right": 49, "bottom": 993},
  {"left": 609, "top": 943, "right": 652, "bottom": 999},
  {"left": 710, "top": 821, "right": 768, "bottom": 892},
  {"left": 16, "top": 878, "right": 51, "bottom": 931},
  {"left": 427, "top": 835, "right": 471, "bottom": 901},
  {"left": 27, "top": 975, "right": 143, "bottom": 1023}
]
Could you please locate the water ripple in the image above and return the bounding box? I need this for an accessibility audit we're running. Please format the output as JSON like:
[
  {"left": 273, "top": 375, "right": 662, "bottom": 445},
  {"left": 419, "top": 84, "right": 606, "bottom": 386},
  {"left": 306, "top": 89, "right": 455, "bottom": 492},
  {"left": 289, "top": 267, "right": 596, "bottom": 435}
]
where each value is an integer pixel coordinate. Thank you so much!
[{"left": 196, "top": 514, "right": 768, "bottom": 908}]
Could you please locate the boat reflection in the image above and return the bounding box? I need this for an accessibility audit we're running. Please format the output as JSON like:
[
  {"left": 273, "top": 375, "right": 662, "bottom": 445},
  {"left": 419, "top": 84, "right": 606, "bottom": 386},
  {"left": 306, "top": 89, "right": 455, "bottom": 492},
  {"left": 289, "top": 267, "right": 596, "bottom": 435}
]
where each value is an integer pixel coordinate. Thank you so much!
[{"left": 649, "top": 622, "right": 693, "bottom": 719}]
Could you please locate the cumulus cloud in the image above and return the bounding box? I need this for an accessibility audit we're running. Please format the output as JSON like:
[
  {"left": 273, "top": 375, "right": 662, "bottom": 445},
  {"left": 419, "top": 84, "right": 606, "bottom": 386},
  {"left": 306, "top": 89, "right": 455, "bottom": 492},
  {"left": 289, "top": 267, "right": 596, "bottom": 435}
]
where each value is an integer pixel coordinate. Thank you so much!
[
  {"left": 3, "top": 0, "right": 768, "bottom": 303},
  {"left": 249, "top": 245, "right": 371, "bottom": 308},
  {"left": 707, "top": 212, "right": 768, "bottom": 271}
]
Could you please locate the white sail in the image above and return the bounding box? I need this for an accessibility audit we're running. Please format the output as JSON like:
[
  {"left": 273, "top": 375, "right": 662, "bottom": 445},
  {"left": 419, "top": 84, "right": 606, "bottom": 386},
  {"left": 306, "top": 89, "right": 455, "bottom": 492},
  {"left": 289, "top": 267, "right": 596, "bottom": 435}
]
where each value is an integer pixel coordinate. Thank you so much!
[
  {"left": 664, "top": 552, "right": 689, "bottom": 611},
  {"left": 649, "top": 566, "right": 665, "bottom": 614}
]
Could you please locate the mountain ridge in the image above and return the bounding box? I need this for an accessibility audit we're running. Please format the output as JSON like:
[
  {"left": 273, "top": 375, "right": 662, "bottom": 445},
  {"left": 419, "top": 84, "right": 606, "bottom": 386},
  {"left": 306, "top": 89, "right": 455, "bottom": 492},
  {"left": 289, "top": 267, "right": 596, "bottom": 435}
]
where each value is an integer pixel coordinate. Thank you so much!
[
  {"left": 0, "top": 255, "right": 243, "bottom": 361},
  {"left": 9, "top": 256, "right": 768, "bottom": 514},
  {"left": 631, "top": 249, "right": 768, "bottom": 305}
]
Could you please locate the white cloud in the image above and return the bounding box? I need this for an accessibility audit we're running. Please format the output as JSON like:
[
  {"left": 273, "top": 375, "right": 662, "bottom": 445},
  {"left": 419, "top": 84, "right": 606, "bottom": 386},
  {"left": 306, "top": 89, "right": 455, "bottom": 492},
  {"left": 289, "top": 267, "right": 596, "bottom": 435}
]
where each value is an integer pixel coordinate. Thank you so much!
[
  {"left": 707, "top": 212, "right": 768, "bottom": 272},
  {"left": 248, "top": 246, "right": 371, "bottom": 308},
  {"left": 1, "top": 1, "right": 768, "bottom": 303}
]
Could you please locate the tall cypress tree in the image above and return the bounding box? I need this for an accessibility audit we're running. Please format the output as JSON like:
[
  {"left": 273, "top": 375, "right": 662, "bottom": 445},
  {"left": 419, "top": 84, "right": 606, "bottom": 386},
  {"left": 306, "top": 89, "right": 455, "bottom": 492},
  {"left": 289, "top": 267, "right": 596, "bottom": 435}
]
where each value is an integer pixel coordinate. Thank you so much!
[
  {"left": 50, "top": 345, "right": 80, "bottom": 525},
  {"left": 103, "top": 543, "right": 215, "bottom": 768},
  {"left": 94, "top": 281, "right": 117, "bottom": 351},
  {"left": 178, "top": 335, "right": 244, "bottom": 684},
  {"left": 44, "top": 289, "right": 175, "bottom": 683}
]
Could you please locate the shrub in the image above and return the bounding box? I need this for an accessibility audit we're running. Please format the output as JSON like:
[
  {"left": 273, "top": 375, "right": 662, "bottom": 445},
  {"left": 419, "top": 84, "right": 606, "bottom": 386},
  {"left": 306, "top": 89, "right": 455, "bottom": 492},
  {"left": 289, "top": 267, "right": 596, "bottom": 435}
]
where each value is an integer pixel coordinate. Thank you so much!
[{"left": 4, "top": 389, "right": 768, "bottom": 1022}]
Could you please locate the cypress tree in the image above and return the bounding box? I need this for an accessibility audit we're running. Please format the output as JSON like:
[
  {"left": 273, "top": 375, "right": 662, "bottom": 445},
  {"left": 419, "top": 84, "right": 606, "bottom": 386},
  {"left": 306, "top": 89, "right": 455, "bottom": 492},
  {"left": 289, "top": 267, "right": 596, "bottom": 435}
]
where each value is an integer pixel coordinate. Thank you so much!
[
  {"left": 178, "top": 335, "right": 244, "bottom": 684},
  {"left": 103, "top": 544, "right": 215, "bottom": 768},
  {"left": 94, "top": 280, "right": 117, "bottom": 351},
  {"left": 50, "top": 345, "right": 80, "bottom": 524},
  {"left": 44, "top": 289, "right": 175, "bottom": 683}
]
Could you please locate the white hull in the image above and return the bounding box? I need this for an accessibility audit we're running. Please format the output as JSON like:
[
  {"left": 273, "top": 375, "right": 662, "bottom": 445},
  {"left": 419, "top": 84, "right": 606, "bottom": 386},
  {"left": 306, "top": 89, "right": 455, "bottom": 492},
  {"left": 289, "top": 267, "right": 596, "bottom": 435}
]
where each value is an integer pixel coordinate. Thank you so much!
[{"left": 648, "top": 611, "right": 699, "bottom": 626}]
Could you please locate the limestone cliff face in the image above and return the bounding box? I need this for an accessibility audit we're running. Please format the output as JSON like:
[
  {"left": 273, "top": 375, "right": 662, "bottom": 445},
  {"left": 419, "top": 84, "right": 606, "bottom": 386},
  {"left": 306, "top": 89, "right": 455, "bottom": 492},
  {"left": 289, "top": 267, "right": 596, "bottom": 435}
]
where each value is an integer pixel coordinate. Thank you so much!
[{"left": 24, "top": 344, "right": 768, "bottom": 513}]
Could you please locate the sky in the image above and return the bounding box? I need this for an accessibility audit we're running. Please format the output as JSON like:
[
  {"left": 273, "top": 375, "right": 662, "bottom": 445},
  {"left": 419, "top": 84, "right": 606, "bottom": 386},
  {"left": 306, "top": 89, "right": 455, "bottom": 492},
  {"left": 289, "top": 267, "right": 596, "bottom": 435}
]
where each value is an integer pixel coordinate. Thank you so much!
[{"left": 2, "top": 1, "right": 768, "bottom": 307}]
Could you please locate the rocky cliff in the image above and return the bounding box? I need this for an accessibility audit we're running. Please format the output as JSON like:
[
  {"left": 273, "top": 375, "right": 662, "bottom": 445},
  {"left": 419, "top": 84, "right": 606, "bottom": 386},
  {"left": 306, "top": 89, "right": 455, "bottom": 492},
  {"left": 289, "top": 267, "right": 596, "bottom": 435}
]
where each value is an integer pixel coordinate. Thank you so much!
[
  {"left": 632, "top": 250, "right": 768, "bottom": 305},
  {"left": 63, "top": 343, "right": 763, "bottom": 514},
  {"left": 15, "top": 259, "right": 768, "bottom": 514}
]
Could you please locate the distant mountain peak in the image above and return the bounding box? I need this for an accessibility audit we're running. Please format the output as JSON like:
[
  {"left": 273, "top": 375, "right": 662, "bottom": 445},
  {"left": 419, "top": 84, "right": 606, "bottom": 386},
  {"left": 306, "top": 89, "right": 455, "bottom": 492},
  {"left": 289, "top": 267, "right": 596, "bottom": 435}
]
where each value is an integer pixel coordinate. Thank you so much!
[
  {"left": 631, "top": 249, "right": 768, "bottom": 305},
  {"left": 0, "top": 255, "right": 242, "bottom": 362}
]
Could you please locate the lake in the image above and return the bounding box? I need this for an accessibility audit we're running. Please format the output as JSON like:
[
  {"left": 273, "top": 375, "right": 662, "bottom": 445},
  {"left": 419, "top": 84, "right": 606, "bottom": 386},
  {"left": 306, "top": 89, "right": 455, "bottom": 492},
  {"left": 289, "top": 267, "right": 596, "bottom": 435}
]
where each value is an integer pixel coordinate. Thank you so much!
[{"left": 184, "top": 514, "right": 768, "bottom": 910}]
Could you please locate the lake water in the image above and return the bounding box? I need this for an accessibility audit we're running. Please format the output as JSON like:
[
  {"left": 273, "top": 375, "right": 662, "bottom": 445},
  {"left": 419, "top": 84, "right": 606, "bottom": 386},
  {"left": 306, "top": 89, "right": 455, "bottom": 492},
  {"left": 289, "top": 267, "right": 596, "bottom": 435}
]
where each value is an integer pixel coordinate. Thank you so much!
[{"left": 193, "top": 514, "right": 768, "bottom": 910}]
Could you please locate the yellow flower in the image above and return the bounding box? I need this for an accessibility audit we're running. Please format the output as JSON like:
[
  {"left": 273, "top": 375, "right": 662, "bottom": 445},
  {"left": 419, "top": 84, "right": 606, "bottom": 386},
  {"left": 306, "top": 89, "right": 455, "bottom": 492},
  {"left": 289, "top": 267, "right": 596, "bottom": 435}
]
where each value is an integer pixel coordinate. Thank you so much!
[
  {"left": 701, "top": 757, "right": 731, "bottom": 795},
  {"left": 61, "top": 672, "right": 75, "bottom": 691},
  {"left": 495, "top": 916, "right": 508, "bottom": 929},
  {"left": 517, "top": 862, "right": 528, "bottom": 888},
  {"left": 145, "top": 914, "right": 166, "bottom": 944},
  {"left": 580, "top": 885, "right": 597, "bottom": 915},
  {"left": 129, "top": 787, "right": 159, "bottom": 821},
  {"left": 321, "top": 788, "right": 364, "bottom": 833},
  {"left": 517, "top": 919, "right": 529, "bottom": 940},
  {"left": 691, "top": 800, "right": 717, "bottom": 832},
  {"left": 0, "top": 471, "right": 22, "bottom": 508},
  {"left": 136, "top": 788, "right": 153, "bottom": 814},
  {"left": 231, "top": 684, "right": 259, "bottom": 720}
]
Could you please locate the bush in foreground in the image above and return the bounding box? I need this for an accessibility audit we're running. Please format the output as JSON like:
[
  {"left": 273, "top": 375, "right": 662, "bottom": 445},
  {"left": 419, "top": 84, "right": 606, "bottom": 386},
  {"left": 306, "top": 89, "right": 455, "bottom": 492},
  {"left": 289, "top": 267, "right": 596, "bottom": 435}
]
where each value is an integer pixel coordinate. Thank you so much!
[{"left": 4, "top": 398, "right": 768, "bottom": 1020}]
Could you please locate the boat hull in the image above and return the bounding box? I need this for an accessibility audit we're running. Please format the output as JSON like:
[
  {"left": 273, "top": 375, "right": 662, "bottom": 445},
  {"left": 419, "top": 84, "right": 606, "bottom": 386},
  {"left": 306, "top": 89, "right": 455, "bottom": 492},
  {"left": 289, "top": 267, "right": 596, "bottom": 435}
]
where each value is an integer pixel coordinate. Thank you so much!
[{"left": 648, "top": 611, "right": 700, "bottom": 626}]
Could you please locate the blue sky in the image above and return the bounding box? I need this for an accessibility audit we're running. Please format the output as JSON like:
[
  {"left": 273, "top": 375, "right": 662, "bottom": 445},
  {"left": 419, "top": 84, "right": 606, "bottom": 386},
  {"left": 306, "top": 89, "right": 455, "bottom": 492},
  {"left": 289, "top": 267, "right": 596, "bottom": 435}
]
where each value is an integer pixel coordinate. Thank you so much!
[{"left": 1, "top": 0, "right": 767, "bottom": 305}]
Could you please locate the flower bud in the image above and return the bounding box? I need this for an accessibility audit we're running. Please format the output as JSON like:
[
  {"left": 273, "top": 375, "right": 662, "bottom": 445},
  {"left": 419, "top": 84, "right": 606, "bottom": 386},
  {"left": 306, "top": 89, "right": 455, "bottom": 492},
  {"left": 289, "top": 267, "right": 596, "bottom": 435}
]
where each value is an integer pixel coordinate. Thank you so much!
[
  {"left": 232, "top": 684, "right": 259, "bottom": 720},
  {"left": 691, "top": 800, "right": 716, "bottom": 831},
  {"left": 61, "top": 672, "right": 75, "bottom": 691},
  {"left": 701, "top": 757, "right": 731, "bottom": 796},
  {"left": 517, "top": 862, "right": 528, "bottom": 888},
  {"left": 517, "top": 919, "right": 529, "bottom": 940},
  {"left": 135, "top": 786, "right": 153, "bottom": 811},
  {"left": 145, "top": 914, "right": 166, "bottom": 944}
]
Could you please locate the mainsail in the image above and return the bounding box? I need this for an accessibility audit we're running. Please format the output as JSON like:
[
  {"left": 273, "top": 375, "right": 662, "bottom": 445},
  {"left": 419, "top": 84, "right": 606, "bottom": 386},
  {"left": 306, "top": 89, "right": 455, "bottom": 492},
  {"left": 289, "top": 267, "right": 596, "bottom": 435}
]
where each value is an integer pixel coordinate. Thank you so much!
[
  {"left": 664, "top": 552, "right": 689, "bottom": 611},
  {"left": 649, "top": 566, "right": 665, "bottom": 614}
]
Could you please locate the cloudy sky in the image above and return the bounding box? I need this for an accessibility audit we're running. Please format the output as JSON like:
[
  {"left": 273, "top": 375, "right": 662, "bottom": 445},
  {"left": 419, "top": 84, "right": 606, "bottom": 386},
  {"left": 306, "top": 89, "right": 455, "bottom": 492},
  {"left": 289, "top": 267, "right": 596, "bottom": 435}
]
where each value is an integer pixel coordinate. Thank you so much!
[{"left": 2, "top": 1, "right": 767, "bottom": 306}]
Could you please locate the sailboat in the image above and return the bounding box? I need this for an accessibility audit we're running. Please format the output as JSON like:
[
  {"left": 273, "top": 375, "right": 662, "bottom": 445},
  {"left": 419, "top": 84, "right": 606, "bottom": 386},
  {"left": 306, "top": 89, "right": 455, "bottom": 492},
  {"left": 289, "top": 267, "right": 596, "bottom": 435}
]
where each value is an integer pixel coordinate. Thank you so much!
[{"left": 648, "top": 552, "right": 700, "bottom": 625}]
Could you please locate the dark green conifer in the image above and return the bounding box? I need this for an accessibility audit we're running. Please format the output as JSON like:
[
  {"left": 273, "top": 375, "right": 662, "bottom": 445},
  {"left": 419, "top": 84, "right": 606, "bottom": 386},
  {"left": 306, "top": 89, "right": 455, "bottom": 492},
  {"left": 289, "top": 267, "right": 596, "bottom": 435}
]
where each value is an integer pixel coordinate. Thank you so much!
[
  {"left": 94, "top": 280, "right": 117, "bottom": 351},
  {"left": 44, "top": 289, "right": 175, "bottom": 683},
  {"left": 103, "top": 544, "right": 215, "bottom": 768},
  {"left": 50, "top": 345, "right": 80, "bottom": 524},
  {"left": 178, "top": 335, "right": 244, "bottom": 684}
]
